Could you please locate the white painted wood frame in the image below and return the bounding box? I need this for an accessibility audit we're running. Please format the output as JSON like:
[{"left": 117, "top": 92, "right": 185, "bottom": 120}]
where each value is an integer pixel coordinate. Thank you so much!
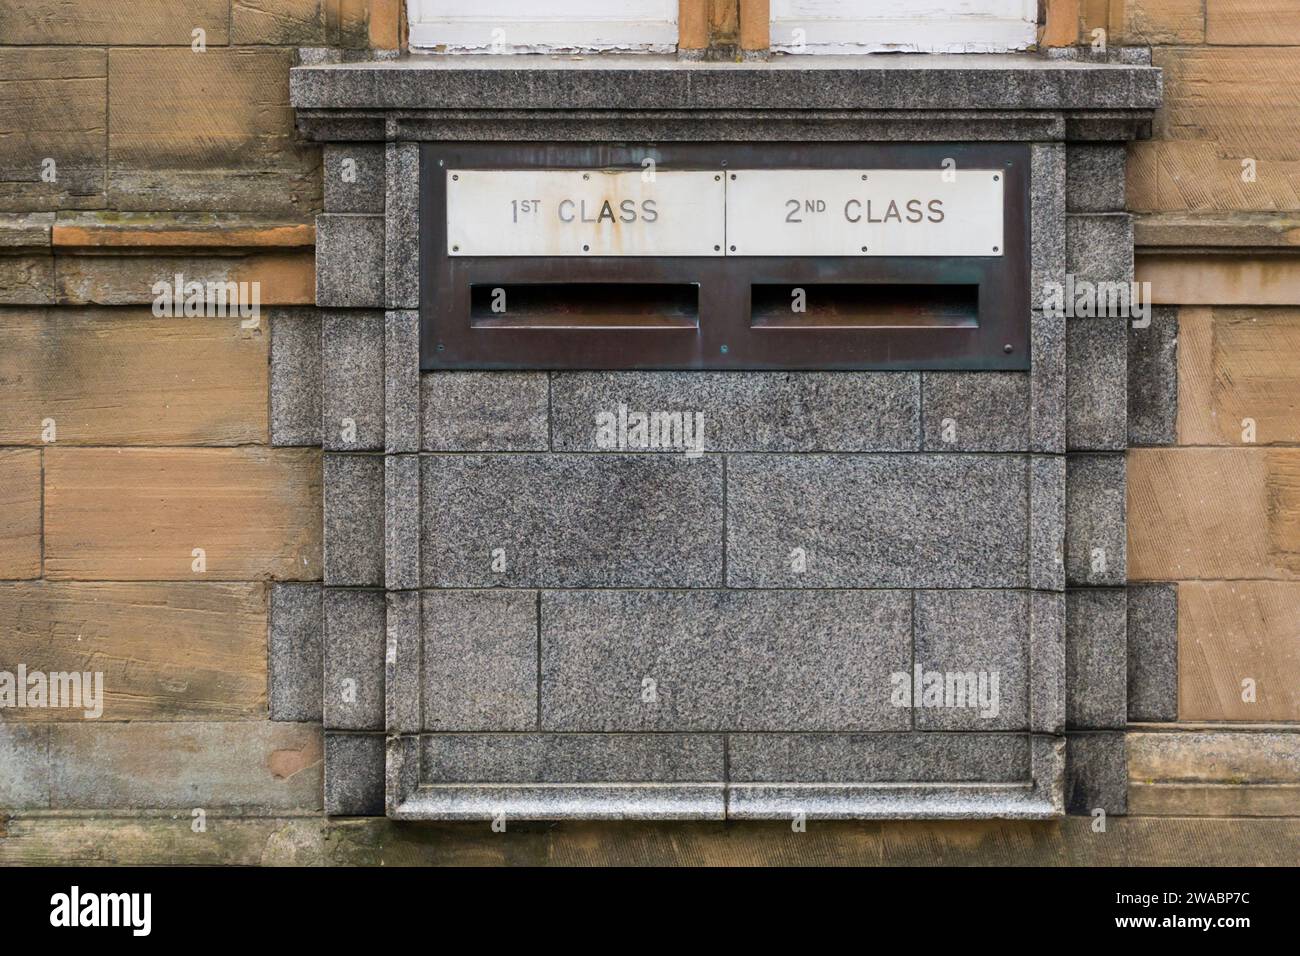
[
  {"left": 407, "top": 0, "right": 679, "bottom": 53},
  {"left": 771, "top": 0, "right": 1039, "bottom": 54}
]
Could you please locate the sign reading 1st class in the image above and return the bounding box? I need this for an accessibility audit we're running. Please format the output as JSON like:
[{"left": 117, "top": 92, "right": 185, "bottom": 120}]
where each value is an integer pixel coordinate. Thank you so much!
[{"left": 447, "top": 168, "right": 1003, "bottom": 258}]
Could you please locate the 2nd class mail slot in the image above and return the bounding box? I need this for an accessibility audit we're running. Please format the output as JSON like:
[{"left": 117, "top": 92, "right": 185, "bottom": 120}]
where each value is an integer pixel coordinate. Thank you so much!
[{"left": 446, "top": 169, "right": 1004, "bottom": 258}]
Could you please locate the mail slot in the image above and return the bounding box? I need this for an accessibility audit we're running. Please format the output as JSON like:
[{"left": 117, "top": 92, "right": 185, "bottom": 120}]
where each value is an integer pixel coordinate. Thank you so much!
[
  {"left": 420, "top": 143, "right": 1029, "bottom": 371},
  {"left": 470, "top": 283, "right": 700, "bottom": 329},
  {"left": 750, "top": 284, "right": 979, "bottom": 329}
]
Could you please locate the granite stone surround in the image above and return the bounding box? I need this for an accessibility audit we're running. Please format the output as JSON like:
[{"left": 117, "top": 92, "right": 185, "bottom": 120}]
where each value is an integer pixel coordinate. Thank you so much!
[{"left": 279, "top": 53, "right": 1165, "bottom": 820}]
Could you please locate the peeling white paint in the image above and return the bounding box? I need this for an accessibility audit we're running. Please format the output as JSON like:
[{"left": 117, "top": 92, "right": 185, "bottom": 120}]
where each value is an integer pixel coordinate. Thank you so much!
[
  {"left": 771, "top": 0, "right": 1039, "bottom": 54},
  {"left": 408, "top": 0, "right": 678, "bottom": 53},
  {"left": 407, "top": 0, "right": 1040, "bottom": 56}
]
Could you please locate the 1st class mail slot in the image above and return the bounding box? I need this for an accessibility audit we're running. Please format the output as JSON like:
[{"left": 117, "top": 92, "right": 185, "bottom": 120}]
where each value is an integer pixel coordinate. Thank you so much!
[
  {"left": 447, "top": 169, "right": 727, "bottom": 257},
  {"left": 446, "top": 168, "right": 1004, "bottom": 258}
]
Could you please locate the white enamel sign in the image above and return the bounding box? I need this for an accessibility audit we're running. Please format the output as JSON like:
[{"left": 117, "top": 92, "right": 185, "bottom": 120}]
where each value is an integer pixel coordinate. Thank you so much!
[
  {"left": 724, "top": 169, "right": 1004, "bottom": 257},
  {"left": 446, "top": 169, "right": 726, "bottom": 257},
  {"left": 446, "top": 168, "right": 1004, "bottom": 257}
]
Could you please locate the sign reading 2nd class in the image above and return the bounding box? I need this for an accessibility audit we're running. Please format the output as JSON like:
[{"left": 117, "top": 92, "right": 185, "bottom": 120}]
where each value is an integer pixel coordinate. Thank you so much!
[{"left": 446, "top": 168, "right": 1003, "bottom": 258}]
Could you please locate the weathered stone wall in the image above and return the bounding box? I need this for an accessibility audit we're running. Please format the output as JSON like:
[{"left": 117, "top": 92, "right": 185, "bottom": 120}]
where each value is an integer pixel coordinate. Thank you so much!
[
  {"left": 1048, "top": 0, "right": 1300, "bottom": 817},
  {"left": 0, "top": 0, "right": 405, "bottom": 818},
  {"left": 279, "top": 57, "right": 1172, "bottom": 820},
  {"left": 0, "top": 0, "right": 1296, "bottom": 858}
]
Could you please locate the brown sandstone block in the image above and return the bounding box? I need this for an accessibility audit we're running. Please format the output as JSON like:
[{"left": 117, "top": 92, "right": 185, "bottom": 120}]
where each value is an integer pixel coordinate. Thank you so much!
[
  {"left": 0, "top": 309, "right": 268, "bottom": 446},
  {"left": 44, "top": 447, "right": 322, "bottom": 581},
  {"left": 0, "top": 49, "right": 106, "bottom": 211},
  {"left": 107, "top": 48, "right": 320, "bottom": 216},
  {"left": 0, "top": 448, "right": 41, "bottom": 578},
  {"left": 1128, "top": 447, "right": 1300, "bottom": 580},
  {"left": 1178, "top": 583, "right": 1300, "bottom": 722},
  {"left": 0, "top": 0, "right": 229, "bottom": 44},
  {"left": 46, "top": 721, "right": 322, "bottom": 810},
  {"left": 0, "top": 582, "right": 268, "bottom": 720}
]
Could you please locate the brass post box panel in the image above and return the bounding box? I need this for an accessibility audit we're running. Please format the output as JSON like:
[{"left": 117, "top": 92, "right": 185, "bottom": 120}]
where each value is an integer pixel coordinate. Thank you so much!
[{"left": 420, "top": 143, "right": 1030, "bottom": 371}]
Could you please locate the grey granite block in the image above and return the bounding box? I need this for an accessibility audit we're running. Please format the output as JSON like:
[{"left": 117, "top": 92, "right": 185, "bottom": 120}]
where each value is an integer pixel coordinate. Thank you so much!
[
  {"left": 1031, "top": 309, "right": 1066, "bottom": 454},
  {"left": 386, "top": 112, "right": 1087, "bottom": 145},
  {"left": 728, "top": 736, "right": 1061, "bottom": 819},
  {"left": 385, "top": 310, "right": 420, "bottom": 453},
  {"left": 726, "top": 454, "right": 1028, "bottom": 588},
  {"left": 295, "top": 47, "right": 405, "bottom": 66},
  {"left": 390, "top": 783, "right": 725, "bottom": 820},
  {"left": 1030, "top": 591, "right": 1067, "bottom": 734},
  {"left": 1030, "top": 455, "right": 1066, "bottom": 591},
  {"left": 323, "top": 588, "right": 386, "bottom": 731},
  {"left": 1031, "top": 144, "right": 1066, "bottom": 304},
  {"left": 1066, "top": 145, "right": 1127, "bottom": 212},
  {"left": 540, "top": 589, "right": 912, "bottom": 732},
  {"left": 1067, "top": 588, "right": 1128, "bottom": 730},
  {"left": 920, "top": 372, "right": 1029, "bottom": 451},
  {"left": 728, "top": 733, "right": 1031, "bottom": 783},
  {"left": 290, "top": 58, "right": 1162, "bottom": 113},
  {"left": 1065, "top": 453, "right": 1126, "bottom": 586},
  {"left": 269, "top": 583, "right": 323, "bottom": 722},
  {"left": 270, "top": 308, "right": 322, "bottom": 447},
  {"left": 1128, "top": 583, "right": 1178, "bottom": 722},
  {"left": 325, "top": 732, "right": 385, "bottom": 816},
  {"left": 1128, "top": 306, "right": 1178, "bottom": 446},
  {"left": 1066, "top": 731, "right": 1127, "bottom": 815},
  {"left": 322, "top": 310, "right": 384, "bottom": 451},
  {"left": 386, "top": 590, "right": 421, "bottom": 734},
  {"left": 385, "top": 734, "right": 418, "bottom": 815},
  {"left": 725, "top": 783, "right": 1060, "bottom": 820},
  {"left": 1067, "top": 317, "right": 1128, "bottom": 451},
  {"left": 1035, "top": 733, "right": 1068, "bottom": 814},
  {"left": 422, "top": 372, "right": 549, "bottom": 451},
  {"left": 324, "top": 454, "right": 384, "bottom": 587},
  {"left": 323, "top": 144, "right": 386, "bottom": 213},
  {"left": 913, "top": 590, "right": 1029, "bottom": 730},
  {"left": 385, "top": 142, "right": 419, "bottom": 309},
  {"left": 419, "top": 733, "right": 724, "bottom": 782},
  {"left": 422, "top": 589, "right": 538, "bottom": 731},
  {"left": 1066, "top": 213, "right": 1134, "bottom": 286},
  {"left": 421, "top": 454, "right": 723, "bottom": 588},
  {"left": 1048, "top": 46, "right": 1152, "bottom": 65},
  {"left": 552, "top": 371, "right": 920, "bottom": 452},
  {"left": 397, "top": 111, "right": 1086, "bottom": 143},
  {"left": 0, "top": 725, "right": 49, "bottom": 808},
  {"left": 384, "top": 454, "right": 419, "bottom": 591},
  {"left": 316, "top": 214, "right": 384, "bottom": 308}
]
